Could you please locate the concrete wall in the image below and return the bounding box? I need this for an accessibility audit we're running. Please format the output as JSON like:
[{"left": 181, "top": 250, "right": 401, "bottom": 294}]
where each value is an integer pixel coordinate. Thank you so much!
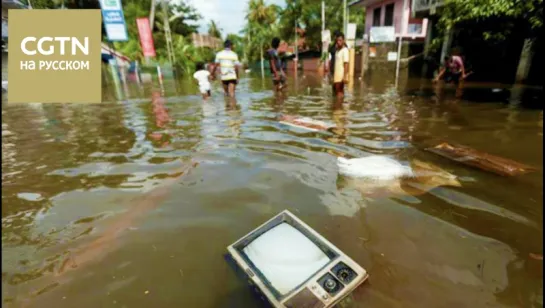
[
  {"left": 363, "top": 41, "right": 422, "bottom": 86},
  {"left": 365, "top": 0, "right": 404, "bottom": 35},
  {"left": 363, "top": 0, "right": 426, "bottom": 38},
  {"left": 367, "top": 42, "right": 410, "bottom": 71}
]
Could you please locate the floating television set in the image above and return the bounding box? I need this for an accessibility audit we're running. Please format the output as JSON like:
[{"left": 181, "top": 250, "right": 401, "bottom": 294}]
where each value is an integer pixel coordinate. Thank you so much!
[{"left": 227, "top": 210, "right": 368, "bottom": 308}]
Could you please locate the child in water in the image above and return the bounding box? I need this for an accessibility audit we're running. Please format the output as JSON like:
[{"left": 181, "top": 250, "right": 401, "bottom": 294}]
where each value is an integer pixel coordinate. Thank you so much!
[{"left": 193, "top": 62, "right": 211, "bottom": 99}]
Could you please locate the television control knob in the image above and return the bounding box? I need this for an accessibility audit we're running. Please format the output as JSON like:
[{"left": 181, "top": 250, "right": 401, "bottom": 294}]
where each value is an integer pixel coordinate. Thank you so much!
[
  {"left": 338, "top": 269, "right": 351, "bottom": 281},
  {"left": 324, "top": 279, "right": 337, "bottom": 291}
]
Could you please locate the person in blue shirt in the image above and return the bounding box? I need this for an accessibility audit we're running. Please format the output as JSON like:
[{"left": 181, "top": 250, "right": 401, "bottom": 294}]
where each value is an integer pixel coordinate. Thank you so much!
[{"left": 267, "top": 37, "right": 287, "bottom": 92}]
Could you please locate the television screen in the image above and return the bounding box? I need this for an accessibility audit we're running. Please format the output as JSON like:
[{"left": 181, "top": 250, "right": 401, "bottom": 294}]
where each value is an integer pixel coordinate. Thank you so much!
[{"left": 243, "top": 222, "right": 331, "bottom": 295}]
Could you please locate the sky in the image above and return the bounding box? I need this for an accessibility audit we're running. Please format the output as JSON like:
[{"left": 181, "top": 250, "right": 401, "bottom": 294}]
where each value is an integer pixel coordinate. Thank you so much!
[{"left": 186, "top": 0, "right": 286, "bottom": 37}]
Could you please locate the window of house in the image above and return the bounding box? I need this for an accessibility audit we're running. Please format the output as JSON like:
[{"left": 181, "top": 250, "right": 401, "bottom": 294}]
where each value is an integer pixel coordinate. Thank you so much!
[
  {"left": 384, "top": 3, "right": 395, "bottom": 26},
  {"left": 372, "top": 7, "right": 381, "bottom": 27},
  {"left": 408, "top": 23, "right": 423, "bottom": 34}
]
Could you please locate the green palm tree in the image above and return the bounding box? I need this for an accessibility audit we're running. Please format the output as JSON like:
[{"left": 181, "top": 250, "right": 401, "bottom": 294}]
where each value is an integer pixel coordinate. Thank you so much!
[
  {"left": 279, "top": 0, "right": 302, "bottom": 43},
  {"left": 208, "top": 20, "right": 222, "bottom": 39},
  {"left": 245, "top": 0, "right": 279, "bottom": 77}
]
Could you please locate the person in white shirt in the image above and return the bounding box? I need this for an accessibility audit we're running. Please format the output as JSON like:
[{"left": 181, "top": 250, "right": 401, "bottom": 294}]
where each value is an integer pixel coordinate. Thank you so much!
[
  {"left": 332, "top": 33, "right": 349, "bottom": 100},
  {"left": 193, "top": 62, "right": 211, "bottom": 99},
  {"left": 212, "top": 40, "right": 241, "bottom": 97}
]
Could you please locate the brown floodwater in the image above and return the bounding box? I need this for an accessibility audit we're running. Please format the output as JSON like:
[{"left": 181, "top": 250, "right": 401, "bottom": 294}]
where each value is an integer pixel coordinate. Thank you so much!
[{"left": 2, "top": 72, "right": 543, "bottom": 308}]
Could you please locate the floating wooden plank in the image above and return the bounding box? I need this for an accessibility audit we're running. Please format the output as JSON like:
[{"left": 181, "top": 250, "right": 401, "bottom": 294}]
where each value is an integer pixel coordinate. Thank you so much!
[{"left": 426, "top": 142, "right": 536, "bottom": 176}]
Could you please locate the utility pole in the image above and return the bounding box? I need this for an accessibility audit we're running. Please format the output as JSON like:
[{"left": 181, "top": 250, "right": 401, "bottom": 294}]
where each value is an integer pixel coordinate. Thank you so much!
[
  {"left": 147, "top": 0, "right": 156, "bottom": 65},
  {"left": 260, "top": 42, "right": 265, "bottom": 79},
  {"left": 245, "top": 27, "right": 251, "bottom": 64},
  {"left": 321, "top": 0, "right": 326, "bottom": 75},
  {"left": 343, "top": 0, "right": 347, "bottom": 34},
  {"left": 395, "top": 0, "right": 408, "bottom": 88},
  {"left": 161, "top": 0, "right": 175, "bottom": 66},
  {"left": 294, "top": 19, "right": 298, "bottom": 70},
  {"left": 321, "top": 1, "right": 325, "bottom": 32},
  {"left": 149, "top": 0, "right": 156, "bottom": 31}
]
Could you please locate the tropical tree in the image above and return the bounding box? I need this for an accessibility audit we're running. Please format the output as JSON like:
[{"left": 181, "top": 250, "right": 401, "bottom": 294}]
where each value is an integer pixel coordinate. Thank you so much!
[
  {"left": 152, "top": 0, "right": 201, "bottom": 37},
  {"left": 113, "top": 0, "right": 150, "bottom": 62},
  {"left": 208, "top": 20, "right": 222, "bottom": 39},
  {"left": 433, "top": 0, "right": 543, "bottom": 82},
  {"left": 244, "top": 0, "right": 279, "bottom": 76},
  {"left": 109, "top": 0, "right": 205, "bottom": 73},
  {"left": 24, "top": 0, "right": 207, "bottom": 74},
  {"left": 438, "top": 0, "right": 543, "bottom": 35},
  {"left": 278, "top": 0, "right": 365, "bottom": 52},
  {"left": 172, "top": 37, "right": 210, "bottom": 73},
  {"left": 429, "top": 0, "right": 542, "bottom": 50},
  {"left": 278, "top": 0, "right": 302, "bottom": 43}
]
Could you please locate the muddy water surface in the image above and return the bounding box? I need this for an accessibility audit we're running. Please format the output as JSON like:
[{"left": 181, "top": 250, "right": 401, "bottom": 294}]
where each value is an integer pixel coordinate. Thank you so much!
[{"left": 2, "top": 74, "right": 543, "bottom": 307}]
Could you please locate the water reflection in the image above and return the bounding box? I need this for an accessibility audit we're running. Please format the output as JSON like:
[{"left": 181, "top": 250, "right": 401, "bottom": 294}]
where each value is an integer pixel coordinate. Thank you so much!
[
  {"left": 225, "top": 96, "right": 243, "bottom": 138},
  {"left": 150, "top": 90, "right": 172, "bottom": 148},
  {"left": 328, "top": 101, "right": 349, "bottom": 147},
  {"left": 1, "top": 74, "right": 543, "bottom": 307}
]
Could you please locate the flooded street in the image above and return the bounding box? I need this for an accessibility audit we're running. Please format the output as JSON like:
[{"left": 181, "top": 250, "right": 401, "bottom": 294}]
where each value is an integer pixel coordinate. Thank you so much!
[{"left": 2, "top": 73, "right": 543, "bottom": 307}]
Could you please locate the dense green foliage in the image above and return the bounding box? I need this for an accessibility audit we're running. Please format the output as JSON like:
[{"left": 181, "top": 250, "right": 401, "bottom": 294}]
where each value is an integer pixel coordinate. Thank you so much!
[
  {"left": 115, "top": 0, "right": 217, "bottom": 73},
  {"left": 439, "top": 0, "right": 543, "bottom": 31},
  {"left": 242, "top": 0, "right": 365, "bottom": 64},
  {"left": 241, "top": 0, "right": 280, "bottom": 64},
  {"left": 112, "top": 0, "right": 205, "bottom": 70},
  {"left": 278, "top": 0, "right": 365, "bottom": 51},
  {"left": 23, "top": 0, "right": 366, "bottom": 71},
  {"left": 432, "top": 0, "right": 543, "bottom": 50},
  {"left": 22, "top": 0, "right": 542, "bottom": 77},
  {"left": 23, "top": 0, "right": 211, "bottom": 73}
]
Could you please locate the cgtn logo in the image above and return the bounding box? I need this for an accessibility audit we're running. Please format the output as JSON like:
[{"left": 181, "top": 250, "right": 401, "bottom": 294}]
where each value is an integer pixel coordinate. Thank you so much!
[{"left": 19, "top": 36, "right": 90, "bottom": 71}]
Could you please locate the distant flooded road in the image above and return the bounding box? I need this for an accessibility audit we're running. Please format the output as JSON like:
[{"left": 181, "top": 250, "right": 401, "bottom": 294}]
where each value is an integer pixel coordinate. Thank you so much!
[{"left": 2, "top": 73, "right": 543, "bottom": 307}]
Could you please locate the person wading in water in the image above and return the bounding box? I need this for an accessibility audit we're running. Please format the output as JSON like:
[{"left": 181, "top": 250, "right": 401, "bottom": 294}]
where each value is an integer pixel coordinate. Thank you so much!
[
  {"left": 268, "top": 37, "right": 287, "bottom": 92},
  {"left": 326, "top": 30, "right": 342, "bottom": 80},
  {"left": 212, "top": 40, "right": 241, "bottom": 97},
  {"left": 434, "top": 53, "right": 470, "bottom": 84},
  {"left": 331, "top": 32, "right": 350, "bottom": 101}
]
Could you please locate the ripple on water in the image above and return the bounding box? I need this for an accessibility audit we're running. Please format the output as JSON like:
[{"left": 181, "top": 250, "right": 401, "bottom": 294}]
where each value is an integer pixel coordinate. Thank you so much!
[{"left": 1, "top": 78, "right": 543, "bottom": 307}]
